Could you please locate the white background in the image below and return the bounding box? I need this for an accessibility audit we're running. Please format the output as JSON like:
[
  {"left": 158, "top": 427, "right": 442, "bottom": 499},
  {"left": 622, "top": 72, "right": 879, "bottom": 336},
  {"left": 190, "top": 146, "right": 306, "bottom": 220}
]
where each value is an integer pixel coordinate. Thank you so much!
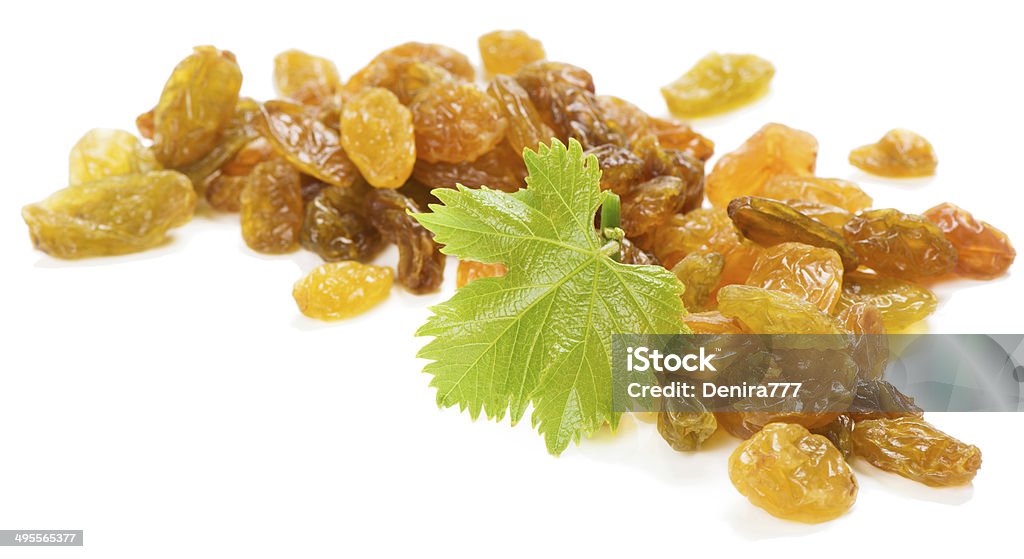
[{"left": 2, "top": 1, "right": 1023, "bottom": 557}]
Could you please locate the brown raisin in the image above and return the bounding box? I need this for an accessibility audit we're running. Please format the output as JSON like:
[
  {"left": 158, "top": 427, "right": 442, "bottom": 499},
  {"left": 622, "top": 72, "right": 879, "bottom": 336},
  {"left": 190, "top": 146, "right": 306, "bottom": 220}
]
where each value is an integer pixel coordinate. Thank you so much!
[
  {"left": 843, "top": 209, "right": 957, "bottom": 280},
  {"left": 364, "top": 189, "right": 445, "bottom": 293}
]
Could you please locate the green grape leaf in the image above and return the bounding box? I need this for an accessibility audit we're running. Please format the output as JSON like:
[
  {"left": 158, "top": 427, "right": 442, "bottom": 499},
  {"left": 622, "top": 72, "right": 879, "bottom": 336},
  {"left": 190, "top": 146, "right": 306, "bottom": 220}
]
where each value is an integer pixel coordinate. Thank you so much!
[{"left": 414, "top": 139, "right": 688, "bottom": 455}]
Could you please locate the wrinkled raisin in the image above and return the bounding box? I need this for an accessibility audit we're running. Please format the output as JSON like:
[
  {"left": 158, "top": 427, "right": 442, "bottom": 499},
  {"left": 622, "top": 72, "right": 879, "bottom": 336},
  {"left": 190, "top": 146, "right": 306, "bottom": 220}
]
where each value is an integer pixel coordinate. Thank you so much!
[
  {"left": 341, "top": 88, "right": 416, "bottom": 188},
  {"left": 365, "top": 189, "right": 445, "bottom": 293},
  {"left": 240, "top": 159, "right": 303, "bottom": 253},
  {"left": 293, "top": 262, "right": 393, "bottom": 321},
  {"left": 410, "top": 82, "right": 508, "bottom": 163},
  {"left": 729, "top": 423, "right": 857, "bottom": 523}
]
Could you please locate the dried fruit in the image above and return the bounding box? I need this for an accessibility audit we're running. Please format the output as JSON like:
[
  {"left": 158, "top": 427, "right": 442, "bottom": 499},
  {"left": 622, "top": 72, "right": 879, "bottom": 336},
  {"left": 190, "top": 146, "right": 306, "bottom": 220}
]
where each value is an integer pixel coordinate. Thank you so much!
[
  {"left": 836, "top": 300, "right": 888, "bottom": 380},
  {"left": 240, "top": 159, "right": 303, "bottom": 253},
  {"left": 345, "top": 57, "right": 454, "bottom": 105},
  {"left": 784, "top": 199, "right": 852, "bottom": 231},
  {"left": 479, "top": 30, "right": 545, "bottom": 76},
  {"left": 584, "top": 139, "right": 704, "bottom": 216},
  {"left": 849, "top": 129, "right": 937, "bottom": 177},
  {"left": 671, "top": 252, "right": 724, "bottom": 312},
  {"left": 300, "top": 183, "right": 383, "bottom": 262},
  {"left": 412, "top": 141, "right": 527, "bottom": 193},
  {"left": 847, "top": 380, "right": 922, "bottom": 420},
  {"left": 205, "top": 137, "right": 276, "bottom": 212},
  {"left": 852, "top": 417, "right": 981, "bottom": 486},
  {"left": 23, "top": 171, "right": 196, "bottom": 259},
  {"left": 273, "top": 49, "right": 340, "bottom": 105},
  {"left": 662, "top": 52, "right": 775, "bottom": 118},
  {"left": 293, "top": 261, "right": 393, "bottom": 321},
  {"left": 706, "top": 123, "right": 818, "bottom": 208},
  {"left": 365, "top": 189, "right": 445, "bottom": 293},
  {"left": 923, "top": 203, "right": 1015, "bottom": 279},
  {"left": 69, "top": 129, "right": 160, "bottom": 186},
  {"left": 261, "top": 100, "right": 358, "bottom": 187},
  {"left": 648, "top": 117, "right": 715, "bottom": 162},
  {"left": 487, "top": 75, "right": 555, "bottom": 155},
  {"left": 360, "top": 42, "right": 474, "bottom": 82},
  {"left": 634, "top": 137, "right": 706, "bottom": 214},
  {"left": 621, "top": 176, "right": 687, "bottom": 238},
  {"left": 179, "top": 97, "right": 264, "bottom": 193},
  {"left": 729, "top": 423, "right": 857, "bottom": 523},
  {"left": 759, "top": 175, "right": 872, "bottom": 213},
  {"left": 728, "top": 196, "right": 859, "bottom": 270},
  {"left": 136, "top": 109, "right": 155, "bottom": 140},
  {"left": 717, "top": 285, "right": 844, "bottom": 335},
  {"left": 746, "top": 242, "right": 844, "bottom": 313},
  {"left": 683, "top": 311, "right": 748, "bottom": 334},
  {"left": 340, "top": 88, "right": 416, "bottom": 188},
  {"left": 843, "top": 209, "right": 957, "bottom": 280},
  {"left": 811, "top": 415, "right": 855, "bottom": 460},
  {"left": 152, "top": 46, "right": 242, "bottom": 168},
  {"left": 839, "top": 272, "right": 937, "bottom": 331},
  {"left": 515, "top": 61, "right": 623, "bottom": 149},
  {"left": 652, "top": 208, "right": 762, "bottom": 285},
  {"left": 657, "top": 396, "right": 718, "bottom": 452},
  {"left": 410, "top": 81, "right": 508, "bottom": 163},
  {"left": 456, "top": 260, "right": 507, "bottom": 288}
]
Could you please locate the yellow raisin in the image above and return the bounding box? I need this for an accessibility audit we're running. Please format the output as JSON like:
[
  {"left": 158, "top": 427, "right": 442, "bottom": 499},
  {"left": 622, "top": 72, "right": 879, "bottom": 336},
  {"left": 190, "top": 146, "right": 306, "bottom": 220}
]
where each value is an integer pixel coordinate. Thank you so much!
[
  {"left": 340, "top": 88, "right": 416, "bottom": 189},
  {"left": 293, "top": 262, "right": 393, "bottom": 320}
]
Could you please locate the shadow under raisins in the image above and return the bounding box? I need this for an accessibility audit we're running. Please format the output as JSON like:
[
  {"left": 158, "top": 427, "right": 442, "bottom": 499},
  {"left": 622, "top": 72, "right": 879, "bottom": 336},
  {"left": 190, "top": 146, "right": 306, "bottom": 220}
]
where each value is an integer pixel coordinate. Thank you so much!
[{"left": 724, "top": 498, "right": 831, "bottom": 540}]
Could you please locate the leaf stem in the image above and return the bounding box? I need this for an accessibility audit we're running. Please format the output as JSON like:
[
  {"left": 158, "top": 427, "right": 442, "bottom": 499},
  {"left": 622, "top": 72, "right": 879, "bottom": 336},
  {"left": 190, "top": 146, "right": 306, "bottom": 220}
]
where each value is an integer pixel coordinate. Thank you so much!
[{"left": 599, "top": 192, "right": 623, "bottom": 262}]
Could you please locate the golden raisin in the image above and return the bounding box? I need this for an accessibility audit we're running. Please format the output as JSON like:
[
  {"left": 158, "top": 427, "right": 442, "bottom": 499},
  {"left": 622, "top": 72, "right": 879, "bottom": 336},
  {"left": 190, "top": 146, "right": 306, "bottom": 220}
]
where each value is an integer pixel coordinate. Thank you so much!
[
  {"left": 69, "top": 129, "right": 160, "bottom": 186},
  {"left": 671, "top": 252, "right": 724, "bottom": 312},
  {"left": 706, "top": 123, "right": 817, "bottom": 208},
  {"left": 340, "top": 88, "right": 416, "bottom": 189},
  {"left": 849, "top": 129, "right": 937, "bottom": 177},
  {"left": 852, "top": 417, "right": 981, "bottom": 486},
  {"left": 923, "top": 203, "right": 1015, "bottom": 279},
  {"left": 487, "top": 75, "right": 555, "bottom": 155},
  {"left": 839, "top": 272, "right": 937, "bottom": 331},
  {"left": 683, "top": 311, "right": 748, "bottom": 334},
  {"left": 152, "top": 46, "right": 242, "bottom": 168},
  {"left": 23, "top": 171, "right": 196, "bottom": 259},
  {"left": 729, "top": 423, "right": 857, "bottom": 523},
  {"left": 240, "top": 159, "right": 303, "bottom": 254},
  {"left": 260, "top": 100, "right": 359, "bottom": 188},
  {"left": 746, "top": 242, "right": 844, "bottom": 313},
  {"left": 273, "top": 49, "right": 340, "bottom": 105},
  {"left": 758, "top": 175, "right": 872, "bottom": 213},
  {"left": 652, "top": 208, "right": 762, "bottom": 285},
  {"left": 478, "top": 30, "right": 545, "bottom": 76},
  {"left": 662, "top": 52, "right": 775, "bottom": 118},
  {"left": 293, "top": 262, "right": 393, "bottom": 321},
  {"left": 717, "top": 285, "right": 844, "bottom": 335},
  {"left": 410, "top": 82, "right": 508, "bottom": 163}
]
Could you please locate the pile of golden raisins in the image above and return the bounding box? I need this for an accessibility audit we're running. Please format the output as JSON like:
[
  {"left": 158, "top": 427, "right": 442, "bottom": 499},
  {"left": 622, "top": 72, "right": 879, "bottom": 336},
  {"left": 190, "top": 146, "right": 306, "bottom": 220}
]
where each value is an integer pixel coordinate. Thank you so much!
[{"left": 21, "top": 33, "right": 1015, "bottom": 524}]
